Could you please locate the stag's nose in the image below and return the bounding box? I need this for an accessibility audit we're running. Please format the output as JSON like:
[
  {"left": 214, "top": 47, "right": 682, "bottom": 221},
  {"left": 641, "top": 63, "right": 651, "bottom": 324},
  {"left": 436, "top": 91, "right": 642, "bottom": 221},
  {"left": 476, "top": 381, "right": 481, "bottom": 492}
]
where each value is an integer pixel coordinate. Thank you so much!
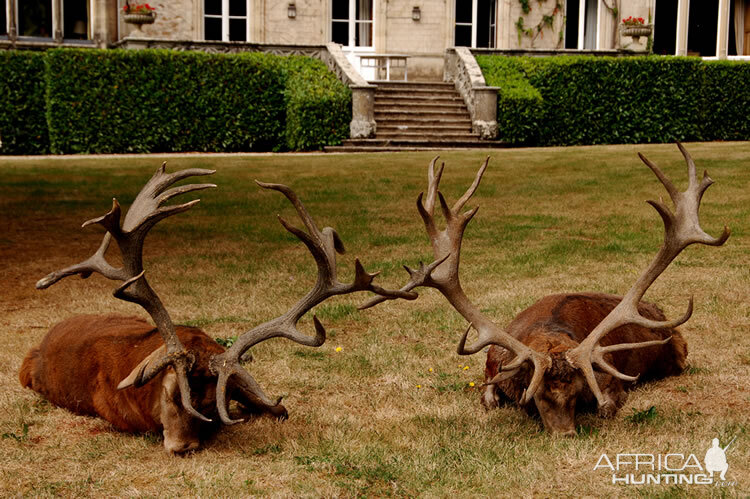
[{"left": 167, "top": 439, "right": 200, "bottom": 454}]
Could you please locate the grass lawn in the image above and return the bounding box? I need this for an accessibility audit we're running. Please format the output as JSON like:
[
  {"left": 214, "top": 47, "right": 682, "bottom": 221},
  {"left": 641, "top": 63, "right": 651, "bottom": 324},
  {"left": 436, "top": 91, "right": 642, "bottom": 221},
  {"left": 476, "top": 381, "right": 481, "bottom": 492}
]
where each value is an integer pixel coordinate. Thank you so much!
[{"left": 0, "top": 143, "right": 748, "bottom": 497}]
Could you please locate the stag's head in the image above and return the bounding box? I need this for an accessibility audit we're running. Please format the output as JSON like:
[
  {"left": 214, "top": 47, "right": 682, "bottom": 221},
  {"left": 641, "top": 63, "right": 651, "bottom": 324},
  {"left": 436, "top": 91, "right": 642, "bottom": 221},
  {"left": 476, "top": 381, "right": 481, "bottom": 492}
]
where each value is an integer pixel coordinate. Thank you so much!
[
  {"left": 362, "top": 144, "right": 729, "bottom": 434},
  {"left": 37, "top": 164, "right": 413, "bottom": 452}
]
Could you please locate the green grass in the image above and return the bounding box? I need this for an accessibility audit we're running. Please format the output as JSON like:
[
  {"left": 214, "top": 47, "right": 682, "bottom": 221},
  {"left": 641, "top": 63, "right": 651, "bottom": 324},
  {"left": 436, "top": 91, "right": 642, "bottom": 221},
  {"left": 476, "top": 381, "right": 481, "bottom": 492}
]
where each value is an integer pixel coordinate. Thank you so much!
[{"left": 1, "top": 143, "right": 748, "bottom": 496}]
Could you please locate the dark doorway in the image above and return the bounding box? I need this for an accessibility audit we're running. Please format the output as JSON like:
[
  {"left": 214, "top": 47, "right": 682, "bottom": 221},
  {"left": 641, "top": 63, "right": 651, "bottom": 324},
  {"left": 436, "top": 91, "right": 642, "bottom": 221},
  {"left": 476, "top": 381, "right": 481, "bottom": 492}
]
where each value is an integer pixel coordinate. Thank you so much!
[
  {"left": 476, "top": 0, "right": 496, "bottom": 48},
  {"left": 565, "top": 0, "right": 580, "bottom": 48},
  {"left": 654, "top": 0, "right": 678, "bottom": 55},
  {"left": 0, "top": 0, "right": 6, "bottom": 37},
  {"left": 687, "top": 0, "right": 718, "bottom": 56}
]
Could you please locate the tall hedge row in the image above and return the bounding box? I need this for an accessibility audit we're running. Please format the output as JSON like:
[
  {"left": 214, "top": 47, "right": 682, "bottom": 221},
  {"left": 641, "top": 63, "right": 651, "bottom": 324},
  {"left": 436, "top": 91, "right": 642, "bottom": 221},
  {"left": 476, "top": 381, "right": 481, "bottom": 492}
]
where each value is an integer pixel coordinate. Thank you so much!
[
  {"left": 283, "top": 56, "right": 352, "bottom": 151},
  {"left": 702, "top": 61, "right": 750, "bottom": 141},
  {"left": 0, "top": 52, "right": 49, "bottom": 154},
  {"left": 477, "top": 55, "right": 750, "bottom": 146},
  {"left": 0, "top": 49, "right": 351, "bottom": 154}
]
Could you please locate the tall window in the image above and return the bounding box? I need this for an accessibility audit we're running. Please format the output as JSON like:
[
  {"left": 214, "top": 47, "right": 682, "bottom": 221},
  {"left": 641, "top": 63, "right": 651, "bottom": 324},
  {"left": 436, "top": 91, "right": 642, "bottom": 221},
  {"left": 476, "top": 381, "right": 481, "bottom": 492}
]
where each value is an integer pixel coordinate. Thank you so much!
[
  {"left": 204, "top": 0, "right": 250, "bottom": 42},
  {"left": 454, "top": 0, "right": 496, "bottom": 48},
  {"left": 331, "top": 0, "right": 373, "bottom": 48},
  {"left": 64, "top": 0, "right": 90, "bottom": 40},
  {"left": 564, "top": 0, "right": 598, "bottom": 49},
  {"left": 687, "top": 0, "right": 718, "bottom": 56},
  {"left": 654, "top": 0, "right": 749, "bottom": 57},
  {"left": 1, "top": 0, "right": 7, "bottom": 36},
  {"left": 653, "top": 0, "right": 678, "bottom": 55},
  {"left": 3, "top": 0, "right": 90, "bottom": 40},
  {"left": 19, "top": 0, "right": 53, "bottom": 37},
  {"left": 728, "top": 0, "right": 749, "bottom": 56}
]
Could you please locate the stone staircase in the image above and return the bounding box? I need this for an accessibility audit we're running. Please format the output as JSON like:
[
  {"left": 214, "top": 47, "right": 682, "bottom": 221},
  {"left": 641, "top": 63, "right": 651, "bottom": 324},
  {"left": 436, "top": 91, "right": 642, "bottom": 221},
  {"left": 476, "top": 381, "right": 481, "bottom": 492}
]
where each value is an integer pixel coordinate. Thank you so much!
[{"left": 325, "top": 81, "right": 505, "bottom": 152}]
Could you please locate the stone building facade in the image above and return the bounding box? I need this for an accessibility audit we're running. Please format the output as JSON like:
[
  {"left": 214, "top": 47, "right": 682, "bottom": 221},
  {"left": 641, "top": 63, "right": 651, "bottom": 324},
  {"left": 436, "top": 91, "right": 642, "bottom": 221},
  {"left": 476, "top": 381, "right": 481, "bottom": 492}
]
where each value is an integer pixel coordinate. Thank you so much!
[{"left": 2, "top": 1, "right": 749, "bottom": 80}]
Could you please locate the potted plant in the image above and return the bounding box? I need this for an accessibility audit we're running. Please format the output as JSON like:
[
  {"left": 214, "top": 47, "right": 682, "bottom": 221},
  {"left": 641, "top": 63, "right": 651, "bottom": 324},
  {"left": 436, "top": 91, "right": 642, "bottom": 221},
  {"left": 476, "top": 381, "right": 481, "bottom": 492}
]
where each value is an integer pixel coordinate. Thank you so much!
[
  {"left": 123, "top": 3, "right": 156, "bottom": 37},
  {"left": 620, "top": 16, "right": 652, "bottom": 44}
]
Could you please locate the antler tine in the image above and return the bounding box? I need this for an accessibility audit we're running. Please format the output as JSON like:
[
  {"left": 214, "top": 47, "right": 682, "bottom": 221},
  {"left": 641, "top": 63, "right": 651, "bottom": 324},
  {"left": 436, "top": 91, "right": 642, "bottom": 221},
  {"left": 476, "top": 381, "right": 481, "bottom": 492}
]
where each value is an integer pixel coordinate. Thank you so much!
[
  {"left": 361, "top": 157, "right": 551, "bottom": 406},
  {"left": 358, "top": 253, "right": 451, "bottom": 311},
  {"left": 567, "top": 144, "right": 730, "bottom": 409},
  {"left": 36, "top": 232, "right": 125, "bottom": 289},
  {"left": 208, "top": 181, "right": 415, "bottom": 424},
  {"left": 424, "top": 156, "right": 445, "bottom": 215},
  {"left": 37, "top": 163, "right": 217, "bottom": 423},
  {"left": 453, "top": 156, "right": 490, "bottom": 213}
]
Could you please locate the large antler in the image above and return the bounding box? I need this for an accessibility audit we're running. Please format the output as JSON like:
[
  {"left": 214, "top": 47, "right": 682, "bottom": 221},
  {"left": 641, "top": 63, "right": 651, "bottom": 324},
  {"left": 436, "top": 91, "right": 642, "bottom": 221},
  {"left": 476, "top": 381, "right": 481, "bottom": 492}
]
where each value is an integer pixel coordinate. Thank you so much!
[
  {"left": 361, "top": 157, "right": 551, "bottom": 405},
  {"left": 566, "top": 143, "right": 730, "bottom": 411},
  {"left": 37, "top": 163, "right": 217, "bottom": 422},
  {"left": 208, "top": 181, "right": 416, "bottom": 424}
]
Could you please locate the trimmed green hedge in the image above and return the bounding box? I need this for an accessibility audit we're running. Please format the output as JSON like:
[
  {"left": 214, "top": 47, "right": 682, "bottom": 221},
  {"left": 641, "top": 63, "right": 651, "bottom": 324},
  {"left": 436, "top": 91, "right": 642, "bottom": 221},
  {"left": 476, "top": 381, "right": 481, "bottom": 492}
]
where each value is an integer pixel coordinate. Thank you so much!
[
  {"left": 1, "top": 48, "right": 350, "bottom": 154},
  {"left": 702, "top": 60, "right": 750, "bottom": 141},
  {"left": 477, "top": 56, "right": 543, "bottom": 145},
  {"left": 477, "top": 55, "right": 750, "bottom": 146},
  {"left": 0, "top": 51, "right": 50, "bottom": 154},
  {"left": 46, "top": 49, "right": 288, "bottom": 154},
  {"left": 284, "top": 56, "right": 351, "bottom": 151}
]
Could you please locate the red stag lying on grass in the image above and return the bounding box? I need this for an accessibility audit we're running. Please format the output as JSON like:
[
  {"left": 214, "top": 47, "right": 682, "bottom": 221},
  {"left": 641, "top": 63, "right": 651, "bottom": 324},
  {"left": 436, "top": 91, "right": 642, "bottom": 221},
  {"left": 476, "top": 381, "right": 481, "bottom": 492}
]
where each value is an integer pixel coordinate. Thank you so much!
[
  {"left": 361, "top": 144, "right": 729, "bottom": 435},
  {"left": 21, "top": 164, "right": 412, "bottom": 453}
]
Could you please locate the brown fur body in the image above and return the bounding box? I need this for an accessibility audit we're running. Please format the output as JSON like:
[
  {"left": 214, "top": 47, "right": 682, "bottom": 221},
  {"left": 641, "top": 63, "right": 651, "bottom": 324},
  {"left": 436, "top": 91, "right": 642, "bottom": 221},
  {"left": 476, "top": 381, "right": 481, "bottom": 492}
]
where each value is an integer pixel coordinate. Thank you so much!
[
  {"left": 19, "top": 315, "right": 236, "bottom": 452},
  {"left": 483, "top": 293, "right": 687, "bottom": 432}
]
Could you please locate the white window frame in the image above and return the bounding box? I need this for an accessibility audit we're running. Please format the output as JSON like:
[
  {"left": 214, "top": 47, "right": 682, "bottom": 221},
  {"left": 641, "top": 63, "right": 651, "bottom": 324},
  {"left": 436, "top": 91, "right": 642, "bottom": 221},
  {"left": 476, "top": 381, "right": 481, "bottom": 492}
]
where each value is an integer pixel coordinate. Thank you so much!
[
  {"left": 6, "top": 0, "right": 93, "bottom": 41},
  {"left": 204, "top": 0, "right": 251, "bottom": 42},
  {"left": 454, "top": 0, "right": 497, "bottom": 48},
  {"left": 722, "top": 0, "right": 750, "bottom": 59},
  {"left": 573, "top": 0, "right": 600, "bottom": 50},
  {"left": 674, "top": 0, "right": 746, "bottom": 60},
  {"left": 331, "top": 0, "right": 374, "bottom": 49}
]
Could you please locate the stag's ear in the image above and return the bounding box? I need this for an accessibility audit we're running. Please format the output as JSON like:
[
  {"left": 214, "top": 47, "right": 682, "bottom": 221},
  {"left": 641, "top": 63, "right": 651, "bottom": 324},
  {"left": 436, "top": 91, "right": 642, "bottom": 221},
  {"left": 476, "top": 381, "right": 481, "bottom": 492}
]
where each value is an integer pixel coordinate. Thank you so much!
[{"left": 117, "top": 345, "right": 168, "bottom": 390}]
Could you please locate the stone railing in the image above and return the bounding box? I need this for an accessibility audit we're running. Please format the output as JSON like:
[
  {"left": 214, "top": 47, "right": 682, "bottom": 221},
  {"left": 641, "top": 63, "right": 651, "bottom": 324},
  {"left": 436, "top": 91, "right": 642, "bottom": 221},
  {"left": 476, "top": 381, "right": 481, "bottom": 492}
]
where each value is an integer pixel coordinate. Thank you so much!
[
  {"left": 444, "top": 47, "right": 498, "bottom": 140},
  {"left": 322, "top": 43, "right": 376, "bottom": 139},
  {"left": 114, "top": 39, "right": 376, "bottom": 139},
  {"left": 470, "top": 48, "right": 648, "bottom": 58}
]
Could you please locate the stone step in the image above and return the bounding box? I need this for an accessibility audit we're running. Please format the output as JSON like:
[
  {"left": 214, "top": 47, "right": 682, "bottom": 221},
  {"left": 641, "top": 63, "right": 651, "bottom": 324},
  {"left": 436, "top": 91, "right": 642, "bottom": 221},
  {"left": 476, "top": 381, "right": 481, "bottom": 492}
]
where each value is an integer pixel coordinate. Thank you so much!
[
  {"left": 376, "top": 101, "right": 465, "bottom": 110},
  {"left": 374, "top": 101, "right": 468, "bottom": 116},
  {"left": 375, "top": 87, "right": 459, "bottom": 96},
  {"left": 374, "top": 82, "right": 456, "bottom": 92},
  {"left": 377, "top": 132, "right": 478, "bottom": 141},
  {"left": 375, "top": 110, "right": 471, "bottom": 121},
  {"left": 326, "top": 138, "right": 508, "bottom": 152},
  {"left": 375, "top": 95, "right": 465, "bottom": 104},
  {"left": 378, "top": 123, "right": 472, "bottom": 133},
  {"left": 362, "top": 80, "right": 479, "bottom": 147}
]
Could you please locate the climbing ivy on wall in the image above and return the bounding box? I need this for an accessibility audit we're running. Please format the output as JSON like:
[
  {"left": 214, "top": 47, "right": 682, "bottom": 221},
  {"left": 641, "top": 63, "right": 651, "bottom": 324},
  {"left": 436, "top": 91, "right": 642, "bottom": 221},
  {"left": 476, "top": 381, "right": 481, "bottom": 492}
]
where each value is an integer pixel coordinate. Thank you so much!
[{"left": 515, "top": 0, "right": 564, "bottom": 48}]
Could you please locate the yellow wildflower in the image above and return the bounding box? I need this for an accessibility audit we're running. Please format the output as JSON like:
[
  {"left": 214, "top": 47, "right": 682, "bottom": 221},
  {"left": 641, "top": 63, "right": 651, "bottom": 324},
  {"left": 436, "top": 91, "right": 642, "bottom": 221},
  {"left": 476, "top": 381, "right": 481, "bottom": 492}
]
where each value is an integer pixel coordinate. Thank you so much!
[{"left": 335, "top": 346, "right": 342, "bottom": 352}]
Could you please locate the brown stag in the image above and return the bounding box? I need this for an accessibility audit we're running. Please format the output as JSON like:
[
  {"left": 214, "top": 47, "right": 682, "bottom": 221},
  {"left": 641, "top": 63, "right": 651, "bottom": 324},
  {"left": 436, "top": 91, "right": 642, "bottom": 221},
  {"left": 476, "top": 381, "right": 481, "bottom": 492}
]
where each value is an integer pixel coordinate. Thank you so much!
[
  {"left": 21, "top": 164, "right": 413, "bottom": 452},
  {"left": 361, "top": 144, "right": 729, "bottom": 435}
]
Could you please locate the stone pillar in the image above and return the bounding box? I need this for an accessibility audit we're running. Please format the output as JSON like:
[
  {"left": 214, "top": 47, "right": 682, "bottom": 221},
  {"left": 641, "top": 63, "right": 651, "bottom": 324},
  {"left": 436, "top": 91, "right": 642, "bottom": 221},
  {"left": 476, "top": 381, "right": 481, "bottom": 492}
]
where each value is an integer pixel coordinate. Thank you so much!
[
  {"left": 324, "top": 43, "right": 377, "bottom": 140},
  {"left": 445, "top": 47, "right": 498, "bottom": 140},
  {"left": 7, "top": 0, "right": 17, "bottom": 41},
  {"left": 717, "top": 0, "right": 731, "bottom": 59},
  {"left": 676, "top": 0, "right": 689, "bottom": 56},
  {"left": 53, "top": 0, "right": 63, "bottom": 42},
  {"left": 472, "top": 87, "right": 499, "bottom": 139},
  {"left": 350, "top": 86, "right": 377, "bottom": 138}
]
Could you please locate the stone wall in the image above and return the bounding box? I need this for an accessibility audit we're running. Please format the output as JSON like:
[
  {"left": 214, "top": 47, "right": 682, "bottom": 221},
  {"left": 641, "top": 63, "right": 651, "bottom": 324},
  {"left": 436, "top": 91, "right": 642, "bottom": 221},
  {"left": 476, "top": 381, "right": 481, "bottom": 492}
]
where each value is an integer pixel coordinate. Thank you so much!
[
  {"left": 263, "top": 0, "right": 325, "bottom": 45},
  {"left": 122, "top": 0, "right": 196, "bottom": 40}
]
